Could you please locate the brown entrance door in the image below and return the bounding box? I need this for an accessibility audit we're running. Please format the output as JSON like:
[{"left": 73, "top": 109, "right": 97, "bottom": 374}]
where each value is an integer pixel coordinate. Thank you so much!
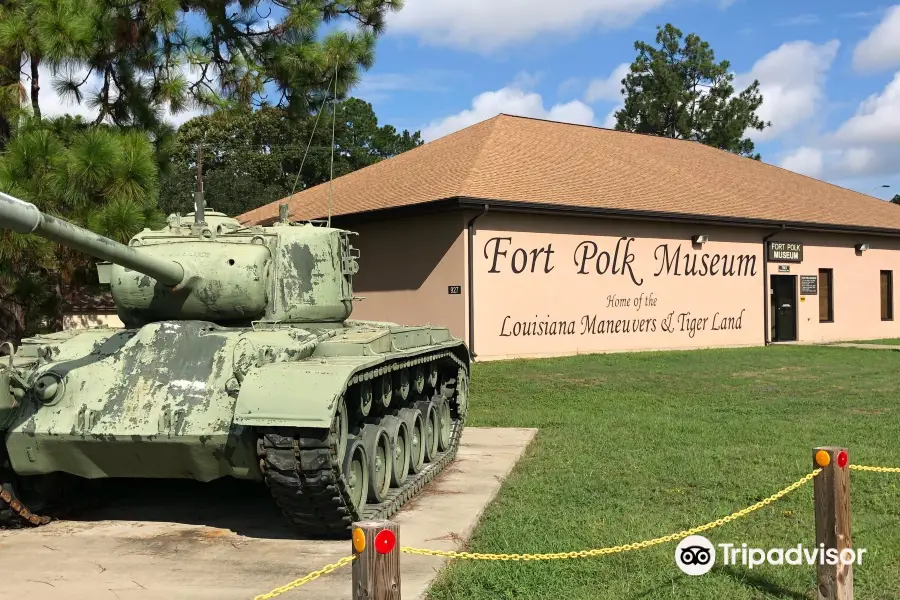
[{"left": 770, "top": 275, "right": 797, "bottom": 342}]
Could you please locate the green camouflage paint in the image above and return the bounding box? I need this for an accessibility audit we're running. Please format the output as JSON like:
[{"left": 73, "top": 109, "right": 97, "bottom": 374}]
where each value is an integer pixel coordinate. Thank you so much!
[{"left": 0, "top": 193, "right": 470, "bottom": 536}]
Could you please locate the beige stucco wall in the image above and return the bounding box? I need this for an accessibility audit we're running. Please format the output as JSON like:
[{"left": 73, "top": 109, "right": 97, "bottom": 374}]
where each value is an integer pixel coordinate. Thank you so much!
[
  {"left": 764, "top": 231, "right": 900, "bottom": 344},
  {"left": 344, "top": 212, "right": 467, "bottom": 339},
  {"left": 468, "top": 212, "right": 900, "bottom": 360},
  {"left": 62, "top": 312, "right": 123, "bottom": 330}
]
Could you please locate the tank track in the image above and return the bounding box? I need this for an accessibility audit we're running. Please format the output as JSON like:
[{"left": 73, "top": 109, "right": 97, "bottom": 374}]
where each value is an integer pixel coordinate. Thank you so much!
[
  {"left": 0, "top": 443, "right": 51, "bottom": 528},
  {"left": 257, "top": 349, "right": 468, "bottom": 538},
  {"left": 1, "top": 452, "right": 101, "bottom": 529},
  {"left": 0, "top": 479, "right": 52, "bottom": 528}
]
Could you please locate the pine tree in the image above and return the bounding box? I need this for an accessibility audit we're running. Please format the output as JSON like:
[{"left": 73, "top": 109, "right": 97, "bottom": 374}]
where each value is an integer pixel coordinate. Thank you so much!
[
  {"left": 615, "top": 23, "right": 770, "bottom": 159},
  {"left": 0, "top": 116, "right": 163, "bottom": 342}
]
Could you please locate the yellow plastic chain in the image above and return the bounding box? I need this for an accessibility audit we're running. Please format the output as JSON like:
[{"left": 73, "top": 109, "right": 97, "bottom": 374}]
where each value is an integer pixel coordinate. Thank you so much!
[
  {"left": 851, "top": 464, "right": 900, "bottom": 473},
  {"left": 253, "top": 555, "right": 355, "bottom": 600},
  {"left": 399, "top": 469, "right": 822, "bottom": 561}
]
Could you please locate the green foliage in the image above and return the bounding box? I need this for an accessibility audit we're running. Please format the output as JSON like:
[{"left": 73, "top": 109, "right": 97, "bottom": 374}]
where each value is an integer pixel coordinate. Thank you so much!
[
  {"left": 615, "top": 23, "right": 770, "bottom": 159},
  {"left": 0, "top": 0, "right": 404, "bottom": 139},
  {"left": 891, "top": 194, "right": 900, "bottom": 205},
  {"left": 0, "top": 116, "right": 163, "bottom": 342},
  {"left": 158, "top": 97, "right": 423, "bottom": 217}
]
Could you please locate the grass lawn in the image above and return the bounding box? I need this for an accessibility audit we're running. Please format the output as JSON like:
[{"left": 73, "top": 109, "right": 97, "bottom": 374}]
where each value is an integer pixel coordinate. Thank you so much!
[
  {"left": 427, "top": 345, "right": 900, "bottom": 600},
  {"left": 842, "top": 338, "right": 900, "bottom": 345}
]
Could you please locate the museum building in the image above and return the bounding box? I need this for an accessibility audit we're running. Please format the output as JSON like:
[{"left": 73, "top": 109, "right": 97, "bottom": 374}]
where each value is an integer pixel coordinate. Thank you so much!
[{"left": 239, "top": 114, "right": 900, "bottom": 361}]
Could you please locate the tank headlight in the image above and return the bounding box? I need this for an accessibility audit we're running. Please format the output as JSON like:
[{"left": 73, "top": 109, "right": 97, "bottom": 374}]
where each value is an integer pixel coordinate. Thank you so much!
[{"left": 34, "top": 373, "right": 64, "bottom": 405}]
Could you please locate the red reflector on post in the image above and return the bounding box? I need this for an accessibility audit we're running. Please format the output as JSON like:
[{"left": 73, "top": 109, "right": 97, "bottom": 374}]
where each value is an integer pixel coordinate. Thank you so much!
[
  {"left": 837, "top": 450, "right": 848, "bottom": 468},
  {"left": 375, "top": 529, "right": 396, "bottom": 554}
]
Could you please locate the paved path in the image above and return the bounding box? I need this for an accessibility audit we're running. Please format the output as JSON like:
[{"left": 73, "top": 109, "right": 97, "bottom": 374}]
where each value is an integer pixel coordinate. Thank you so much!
[{"left": 0, "top": 427, "right": 538, "bottom": 600}]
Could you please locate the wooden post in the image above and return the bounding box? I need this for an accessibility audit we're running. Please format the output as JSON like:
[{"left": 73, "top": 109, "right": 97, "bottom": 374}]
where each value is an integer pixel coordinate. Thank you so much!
[
  {"left": 351, "top": 520, "right": 401, "bottom": 600},
  {"left": 813, "top": 446, "right": 853, "bottom": 600}
]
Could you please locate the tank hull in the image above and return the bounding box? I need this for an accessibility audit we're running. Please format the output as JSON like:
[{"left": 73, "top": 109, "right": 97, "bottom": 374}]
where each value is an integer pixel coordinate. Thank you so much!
[{"left": 1, "top": 320, "right": 469, "bottom": 535}]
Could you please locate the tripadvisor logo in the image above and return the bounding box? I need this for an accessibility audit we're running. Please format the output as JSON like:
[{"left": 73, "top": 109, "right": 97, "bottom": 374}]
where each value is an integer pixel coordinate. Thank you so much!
[
  {"left": 675, "top": 536, "right": 716, "bottom": 575},
  {"left": 675, "top": 535, "right": 867, "bottom": 575}
]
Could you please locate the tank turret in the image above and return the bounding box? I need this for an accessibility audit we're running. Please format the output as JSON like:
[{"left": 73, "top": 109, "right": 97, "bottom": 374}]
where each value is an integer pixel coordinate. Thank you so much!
[{"left": 0, "top": 192, "right": 360, "bottom": 327}]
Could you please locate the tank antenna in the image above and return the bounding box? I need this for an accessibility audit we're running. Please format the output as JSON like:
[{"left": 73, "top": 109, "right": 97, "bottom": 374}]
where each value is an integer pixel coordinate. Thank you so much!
[
  {"left": 287, "top": 64, "right": 337, "bottom": 204},
  {"left": 194, "top": 143, "right": 206, "bottom": 229},
  {"left": 327, "top": 60, "right": 338, "bottom": 228}
]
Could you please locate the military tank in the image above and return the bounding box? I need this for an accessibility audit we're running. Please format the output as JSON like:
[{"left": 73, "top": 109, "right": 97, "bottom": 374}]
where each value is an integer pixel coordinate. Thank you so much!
[{"left": 0, "top": 191, "right": 469, "bottom": 537}]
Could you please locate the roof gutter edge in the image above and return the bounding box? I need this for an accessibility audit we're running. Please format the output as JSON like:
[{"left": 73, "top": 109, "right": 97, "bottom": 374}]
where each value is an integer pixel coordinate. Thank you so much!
[
  {"left": 454, "top": 197, "right": 900, "bottom": 238},
  {"left": 242, "top": 196, "right": 900, "bottom": 238}
]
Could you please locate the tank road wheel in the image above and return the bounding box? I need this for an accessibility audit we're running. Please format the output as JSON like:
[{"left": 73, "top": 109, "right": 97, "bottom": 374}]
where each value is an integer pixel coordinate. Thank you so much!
[
  {"left": 397, "top": 408, "right": 426, "bottom": 475},
  {"left": 425, "top": 362, "right": 439, "bottom": 391},
  {"left": 415, "top": 400, "right": 440, "bottom": 463},
  {"left": 436, "top": 398, "right": 452, "bottom": 452},
  {"left": 380, "top": 415, "right": 410, "bottom": 487},
  {"left": 379, "top": 374, "right": 392, "bottom": 410},
  {"left": 334, "top": 395, "right": 349, "bottom": 467},
  {"left": 355, "top": 381, "right": 373, "bottom": 418},
  {"left": 343, "top": 439, "right": 369, "bottom": 514},
  {"left": 411, "top": 365, "right": 425, "bottom": 395},
  {"left": 393, "top": 369, "right": 410, "bottom": 404},
  {"left": 362, "top": 425, "right": 392, "bottom": 503},
  {"left": 455, "top": 369, "right": 469, "bottom": 418}
]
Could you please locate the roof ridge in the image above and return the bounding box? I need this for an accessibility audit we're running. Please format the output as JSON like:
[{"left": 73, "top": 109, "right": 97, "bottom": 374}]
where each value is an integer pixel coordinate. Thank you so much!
[{"left": 458, "top": 115, "right": 505, "bottom": 197}]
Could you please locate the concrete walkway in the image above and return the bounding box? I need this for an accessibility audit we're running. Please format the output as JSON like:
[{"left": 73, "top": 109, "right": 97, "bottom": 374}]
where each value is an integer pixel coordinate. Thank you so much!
[{"left": 0, "top": 427, "right": 538, "bottom": 600}]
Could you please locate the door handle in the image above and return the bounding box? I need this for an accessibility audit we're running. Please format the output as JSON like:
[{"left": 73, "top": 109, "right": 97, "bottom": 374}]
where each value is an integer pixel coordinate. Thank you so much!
[{"left": 780, "top": 304, "right": 791, "bottom": 309}]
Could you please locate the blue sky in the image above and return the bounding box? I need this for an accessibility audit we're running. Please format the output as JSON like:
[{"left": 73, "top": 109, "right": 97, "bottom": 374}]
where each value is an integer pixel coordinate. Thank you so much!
[{"left": 344, "top": 0, "right": 900, "bottom": 200}]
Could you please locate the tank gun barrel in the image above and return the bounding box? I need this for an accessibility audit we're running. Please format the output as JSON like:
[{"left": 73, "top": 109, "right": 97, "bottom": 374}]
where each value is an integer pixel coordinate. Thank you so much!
[{"left": 0, "top": 192, "right": 184, "bottom": 286}]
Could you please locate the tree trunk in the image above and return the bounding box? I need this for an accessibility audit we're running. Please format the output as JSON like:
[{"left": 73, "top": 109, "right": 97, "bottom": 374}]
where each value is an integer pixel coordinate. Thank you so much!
[
  {"left": 30, "top": 52, "right": 41, "bottom": 120},
  {"left": 0, "top": 297, "right": 26, "bottom": 347}
]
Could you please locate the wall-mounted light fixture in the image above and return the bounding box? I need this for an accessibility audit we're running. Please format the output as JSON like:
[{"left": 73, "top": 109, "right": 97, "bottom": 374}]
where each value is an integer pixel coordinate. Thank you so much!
[
  {"left": 855, "top": 243, "right": 870, "bottom": 253},
  {"left": 692, "top": 234, "right": 709, "bottom": 245}
]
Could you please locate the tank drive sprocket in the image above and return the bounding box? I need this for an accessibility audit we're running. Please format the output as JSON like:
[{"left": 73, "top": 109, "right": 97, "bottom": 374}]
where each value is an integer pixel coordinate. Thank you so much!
[{"left": 257, "top": 351, "right": 467, "bottom": 537}]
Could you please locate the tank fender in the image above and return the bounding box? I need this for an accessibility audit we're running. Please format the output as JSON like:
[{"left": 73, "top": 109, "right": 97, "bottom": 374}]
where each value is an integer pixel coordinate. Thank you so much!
[{"left": 233, "top": 356, "right": 382, "bottom": 428}]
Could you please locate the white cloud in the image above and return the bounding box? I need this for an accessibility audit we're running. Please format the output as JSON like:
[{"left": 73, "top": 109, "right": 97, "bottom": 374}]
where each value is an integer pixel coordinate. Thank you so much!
[
  {"left": 584, "top": 63, "right": 630, "bottom": 103},
  {"left": 835, "top": 71, "right": 900, "bottom": 144},
  {"left": 775, "top": 14, "right": 820, "bottom": 27},
  {"left": 387, "top": 0, "right": 671, "bottom": 53},
  {"left": 734, "top": 39, "right": 840, "bottom": 141},
  {"left": 780, "top": 145, "right": 897, "bottom": 182},
  {"left": 355, "top": 70, "right": 462, "bottom": 97},
  {"left": 841, "top": 147, "right": 879, "bottom": 174},
  {"left": 779, "top": 147, "right": 823, "bottom": 178},
  {"left": 852, "top": 5, "right": 900, "bottom": 72},
  {"left": 779, "top": 70, "right": 900, "bottom": 183},
  {"left": 421, "top": 81, "right": 595, "bottom": 141},
  {"left": 600, "top": 105, "right": 620, "bottom": 129},
  {"left": 24, "top": 62, "right": 209, "bottom": 127},
  {"left": 30, "top": 64, "right": 97, "bottom": 120}
]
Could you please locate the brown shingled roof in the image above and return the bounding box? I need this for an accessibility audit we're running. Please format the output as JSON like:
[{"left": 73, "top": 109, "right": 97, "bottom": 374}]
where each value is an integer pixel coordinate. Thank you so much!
[
  {"left": 62, "top": 288, "right": 116, "bottom": 312},
  {"left": 238, "top": 114, "right": 900, "bottom": 232}
]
